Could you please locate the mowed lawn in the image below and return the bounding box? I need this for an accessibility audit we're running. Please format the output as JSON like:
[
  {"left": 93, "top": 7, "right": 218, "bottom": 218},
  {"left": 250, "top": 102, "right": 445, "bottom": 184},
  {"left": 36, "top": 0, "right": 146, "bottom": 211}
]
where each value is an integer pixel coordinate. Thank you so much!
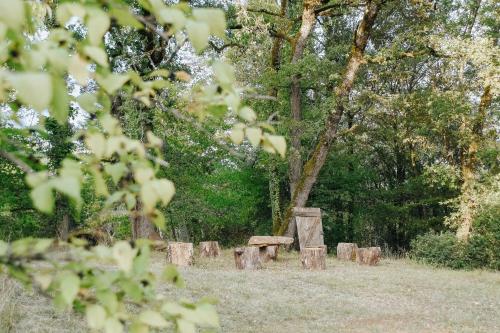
[{"left": 1, "top": 250, "right": 499, "bottom": 333}]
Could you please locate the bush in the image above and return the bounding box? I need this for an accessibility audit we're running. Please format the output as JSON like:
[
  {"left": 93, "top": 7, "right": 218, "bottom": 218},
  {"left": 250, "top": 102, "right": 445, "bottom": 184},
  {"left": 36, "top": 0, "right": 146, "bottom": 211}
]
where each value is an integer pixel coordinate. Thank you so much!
[{"left": 410, "top": 226, "right": 500, "bottom": 270}]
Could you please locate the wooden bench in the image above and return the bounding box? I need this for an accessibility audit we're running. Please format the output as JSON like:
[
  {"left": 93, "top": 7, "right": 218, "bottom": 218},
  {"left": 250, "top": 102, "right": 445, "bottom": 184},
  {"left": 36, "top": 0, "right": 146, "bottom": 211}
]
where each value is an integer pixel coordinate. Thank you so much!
[{"left": 247, "top": 236, "right": 294, "bottom": 262}]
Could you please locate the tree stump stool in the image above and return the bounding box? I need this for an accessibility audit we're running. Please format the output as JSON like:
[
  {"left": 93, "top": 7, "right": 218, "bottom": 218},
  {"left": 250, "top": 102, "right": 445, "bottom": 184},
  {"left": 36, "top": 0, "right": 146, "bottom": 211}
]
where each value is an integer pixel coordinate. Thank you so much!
[
  {"left": 337, "top": 242, "right": 358, "bottom": 261},
  {"left": 300, "top": 245, "right": 327, "bottom": 270},
  {"left": 259, "top": 245, "right": 278, "bottom": 263},
  {"left": 355, "top": 247, "right": 381, "bottom": 266},
  {"left": 199, "top": 241, "right": 220, "bottom": 258},
  {"left": 167, "top": 242, "right": 194, "bottom": 266},
  {"left": 234, "top": 246, "right": 262, "bottom": 270}
]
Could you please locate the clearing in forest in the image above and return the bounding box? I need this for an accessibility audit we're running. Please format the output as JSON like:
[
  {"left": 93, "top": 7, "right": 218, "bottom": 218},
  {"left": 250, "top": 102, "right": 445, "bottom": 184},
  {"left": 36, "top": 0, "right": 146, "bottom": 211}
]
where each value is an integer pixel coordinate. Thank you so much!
[{"left": 1, "top": 250, "right": 499, "bottom": 333}]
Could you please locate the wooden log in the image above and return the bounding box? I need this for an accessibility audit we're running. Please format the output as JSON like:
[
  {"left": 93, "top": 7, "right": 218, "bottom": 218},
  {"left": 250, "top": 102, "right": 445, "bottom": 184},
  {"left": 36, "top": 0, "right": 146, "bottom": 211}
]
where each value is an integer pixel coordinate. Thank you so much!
[
  {"left": 199, "top": 241, "right": 220, "bottom": 258},
  {"left": 248, "top": 236, "right": 294, "bottom": 246},
  {"left": 300, "top": 246, "right": 327, "bottom": 270},
  {"left": 259, "top": 245, "right": 279, "bottom": 262},
  {"left": 355, "top": 247, "right": 381, "bottom": 266},
  {"left": 336, "top": 242, "right": 358, "bottom": 261},
  {"left": 234, "top": 246, "right": 262, "bottom": 269},
  {"left": 167, "top": 242, "right": 194, "bottom": 266}
]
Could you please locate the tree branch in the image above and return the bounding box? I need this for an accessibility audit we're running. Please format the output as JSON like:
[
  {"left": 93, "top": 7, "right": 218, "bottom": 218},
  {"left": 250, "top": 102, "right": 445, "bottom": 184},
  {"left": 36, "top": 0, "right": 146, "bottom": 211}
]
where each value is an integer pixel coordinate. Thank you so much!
[{"left": 0, "top": 150, "right": 34, "bottom": 174}]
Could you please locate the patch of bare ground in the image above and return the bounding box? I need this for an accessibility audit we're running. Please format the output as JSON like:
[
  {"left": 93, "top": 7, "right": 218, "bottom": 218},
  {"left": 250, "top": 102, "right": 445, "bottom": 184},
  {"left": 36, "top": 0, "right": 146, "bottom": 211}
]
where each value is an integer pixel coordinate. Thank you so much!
[{"left": 1, "top": 250, "right": 499, "bottom": 332}]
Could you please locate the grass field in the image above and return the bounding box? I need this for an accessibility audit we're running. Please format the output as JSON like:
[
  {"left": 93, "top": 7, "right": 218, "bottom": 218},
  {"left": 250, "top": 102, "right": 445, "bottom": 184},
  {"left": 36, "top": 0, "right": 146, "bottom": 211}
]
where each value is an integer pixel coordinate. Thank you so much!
[{"left": 1, "top": 250, "right": 499, "bottom": 333}]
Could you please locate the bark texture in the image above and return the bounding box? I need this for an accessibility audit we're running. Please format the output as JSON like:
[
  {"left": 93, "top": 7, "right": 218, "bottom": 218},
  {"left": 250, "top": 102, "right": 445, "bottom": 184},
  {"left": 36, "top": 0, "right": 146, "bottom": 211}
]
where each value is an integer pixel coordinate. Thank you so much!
[
  {"left": 259, "top": 245, "right": 279, "bottom": 262},
  {"left": 234, "top": 247, "right": 262, "bottom": 270},
  {"left": 337, "top": 243, "right": 358, "bottom": 261},
  {"left": 355, "top": 247, "right": 381, "bottom": 266},
  {"left": 300, "top": 246, "right": 327, "bottom": 270},
  {"left": 280, "top": 1, "right": 380, "bottom": 236},
  {"left": 457, "top": 85, "right": 492, "bottom": 241},
  {"left": 286, "top": 0, "right": 321, "bottom": 238},
  {"left": 199, "top": 241, "right": 220, "bottom": 258},
  {"left": 167, "top": 242, "right": 194, "bottom": 266}
]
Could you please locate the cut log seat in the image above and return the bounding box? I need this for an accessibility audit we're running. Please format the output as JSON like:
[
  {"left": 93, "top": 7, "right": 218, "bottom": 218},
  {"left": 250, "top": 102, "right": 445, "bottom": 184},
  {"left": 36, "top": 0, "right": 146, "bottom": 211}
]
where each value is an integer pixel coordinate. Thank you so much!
[{"left": 355, "top": 247, "right": 381, "bottom": 266}]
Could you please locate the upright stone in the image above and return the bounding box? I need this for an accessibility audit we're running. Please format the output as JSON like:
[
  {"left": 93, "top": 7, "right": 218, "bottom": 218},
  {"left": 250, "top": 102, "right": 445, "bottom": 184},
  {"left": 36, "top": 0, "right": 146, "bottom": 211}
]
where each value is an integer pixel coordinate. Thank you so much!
[
  {"left": 300, "top": 245, "right": 327, "bottom": 270},
  {"left": 294, "top": 207, "right": 324, "bottom": 251},
  {"left": 355, "top": 247, "right": 381, "bottom": 266},
  {"left": 167, "top": 242, "right": 194, "bottom": 266},
  {"left": 337, "top": 243, "right": 358, "bottom": 261},
  {"left": 199, "top": 241, "right": 220, "bottom": 258},
  {"left": 234, "top": 247, "right": 262, "bottom": 270}
]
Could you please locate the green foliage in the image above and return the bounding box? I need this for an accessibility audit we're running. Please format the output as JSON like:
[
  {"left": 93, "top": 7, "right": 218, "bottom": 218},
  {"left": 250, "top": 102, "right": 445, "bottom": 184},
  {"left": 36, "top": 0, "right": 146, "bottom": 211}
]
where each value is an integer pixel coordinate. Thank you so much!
[
  {"left": 0, "top": 239, "right": 220, "bottom": 332},
  {"left": 410, "top": 221, "right": 500, "bottom": 270}
]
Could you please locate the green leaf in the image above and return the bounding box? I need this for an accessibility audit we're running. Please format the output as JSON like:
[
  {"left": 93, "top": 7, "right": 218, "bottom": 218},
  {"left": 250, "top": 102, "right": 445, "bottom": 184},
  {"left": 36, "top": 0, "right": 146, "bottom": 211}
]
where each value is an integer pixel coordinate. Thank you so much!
[
  {"left": 112, "top": 241, "right": 137, "bottom": 273},
  {"left": 9, "top": 73, "right": 52, "bottom": 111},
  {"left": 34, "top": 272, "right": 52, "bottom": 290},
  {"left": 96, "top": 290, "right": 118, "bottom": 313},
  {"left": 186, "top": 20, "right": 209, "bottom": 53},
  {"left": 110, "top": 8, "right": 143, "bottom": 29},
  {"left": 162, "top": 265, "right": 185, "bottom": 288},
  {"left": 238, "top": 106, "right": 256, "bottom": 122},
  {"left": 56, "top": 3, "right": 86, "bottom": 26},
  {"left": 177, "top": 319, "right": 195, "bottom": 333},
  {"left": 139, "top": 310, "right": 170, "bottom": 328},
  {"left": 86, "top": 9, "right": 110, "bottom": 45},
  {"left": 26, "top": 171, "right": 49, "bottom": 188},
  {"left": 193, "top": 303, "right": 219, "bottom": 327},
  {"left": 125, "top": 193, "right": 137, "bottom": 210},
  {"left": 96, "top": 73, "right": 130, "bottom": 94},
  {"left": 0, "top": 240, "right": 8, "bottom": 257},
  {"left": 104, "top": 318, "right": 123, "bottom": 333},
  {"left": 213, "top": 61, "right": 235, "bottom": 88},
  {"left": 0, "top": 0, "right": 25, "bottom": 30},
  {"left": 134, "top": 168, "right": 154, "bottom": 185},
  {"left": 51, "top": 75, "right": 69, "bottom": 124},
  {"left": 59, "top": 272, "right": 80, "bottom": 306},
  {"left": 130, "top": 322, "right": 148, "bottom": 333},
  {"left": 86, "top": 133, "right": 106, "bottom": 159},
  {"left": 51, "top": 176, "right": 81, "bottom": 203},
  {"left": 84, "top": 46, "right": 108, "bottom": 67},
  {"left": 229, "top": 127, "right": 244, "bottom": 145},
  {"left": 152, "top": 209, "right": 166, "bottom": 229},
  {"left": 193, "top": 9, "right": 226, "bottom": 38},
  {"left": 30, "top": 183, "right": 54, "bottom": 214},
  {"left": 105, "top": 163, "right": 127, "bottom": 184},
  {"left": 140, "top": 181, "right": 158, "bottom": 213},
  {"left": 32, "top": 238, "right": 53, "bottom": 254},
  {"left": 267, "top": 135, "right": 287, "bottom": 158},
  {"left": 76, "top": 93, "right": 97, "bottom": 113},
  {"left": 158, "top": 9, "right": 186, "bottom": 32},
  {"left": 151, "top": 179, "right": 175, "bottom": 205},
  {"left": 245, "top": 127, "right": 262, "bottom": 147},
  {"left": 68, "top": 55, "right": 90, "bottom": 85},
  {"left": 86, "top": 304, "right": 106, "bottom": 330}
]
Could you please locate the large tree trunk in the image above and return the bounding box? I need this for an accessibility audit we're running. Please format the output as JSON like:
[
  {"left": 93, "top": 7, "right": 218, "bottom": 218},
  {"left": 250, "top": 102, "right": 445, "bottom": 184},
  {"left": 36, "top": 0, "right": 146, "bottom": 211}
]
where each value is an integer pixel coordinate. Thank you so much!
[
  {"left": 279, "top": 1, "right": 380, "bottom": 236},
  {"left": 286, "top": 0, "right": 320, "bottom": 238},
  {"left": 456, "top": 85, "right": 492, "bottom": 241},
  {"left": 131, "top": 201, "right": 161, "bottom": 240}
]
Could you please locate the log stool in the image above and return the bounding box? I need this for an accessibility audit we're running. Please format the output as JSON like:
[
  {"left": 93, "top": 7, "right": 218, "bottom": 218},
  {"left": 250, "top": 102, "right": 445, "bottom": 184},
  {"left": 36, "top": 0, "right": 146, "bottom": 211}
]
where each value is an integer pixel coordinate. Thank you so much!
[
  {"left": 167, "top": 242, "right": 194, "bottom": 266},
  {"left": 234, "top": 247, "right": 262, "bottom": 269},
  {"left": 199, "top": 241, "right": 220, "bottom": 258},
  {"left": 355, "top": 247, "right": 381, "bottom": 266},
  {"left": 301, "top": 245, "right": 327, "bottom": 270},
  {"left": 337, "top": 242, "right": 358, "bottom": 261}
]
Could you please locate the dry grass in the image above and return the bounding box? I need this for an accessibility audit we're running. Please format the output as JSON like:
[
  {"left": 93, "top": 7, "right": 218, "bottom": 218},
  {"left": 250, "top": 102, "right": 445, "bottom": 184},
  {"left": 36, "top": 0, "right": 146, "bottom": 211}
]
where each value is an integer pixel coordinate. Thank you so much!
[{"left": 1, "top": 250, "right": 499, "bottom": 333}]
